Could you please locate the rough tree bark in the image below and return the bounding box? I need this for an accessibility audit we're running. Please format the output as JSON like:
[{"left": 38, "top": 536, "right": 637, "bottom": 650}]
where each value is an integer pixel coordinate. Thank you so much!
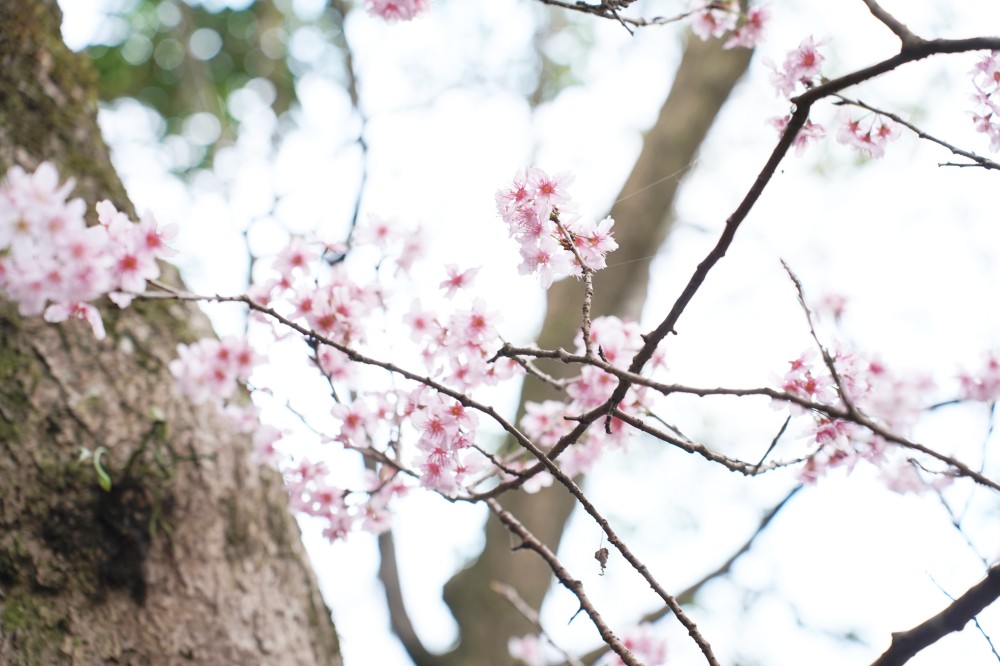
[
  {"left": 0, "top": 2, "right": 340, "bottom": 663},
  {"left": 438, "top": 35, "right": 754, "bottom": 666}
]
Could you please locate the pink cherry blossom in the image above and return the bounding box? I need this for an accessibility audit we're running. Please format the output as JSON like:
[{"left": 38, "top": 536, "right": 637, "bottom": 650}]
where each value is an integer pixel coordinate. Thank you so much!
[
  {"left": 518, "top": 234, "right": 577, "bottom": 288},
  {"left": 599, "top": 624, "right": 668, "bottom": 666},
  {"left": 273, "top": 237, "right": 319, "bottom": 279},
  {"left": 497, "top": 168, "right": 617, "bottom": 287},
  {"left": 169, "top": 336, "right": 261, "bottom": 405},
  {"left": 354, "top": 213, "right": 397, "bottom": 249},
  {"left": 689, "top": 0, "right": 738, "bottom": 41},
  {"left": 0, "top": 163, "right": 174, "bottom": 336},
  {"left": 521, "top": 400, "right": 572, "bottom": 448},
  {"left": 43, "top": 302, "right": 106, "bottom": 339},
  {"left": 835, "top": 110, "right": 900, "bottom": 158},
  {"left": 958, "top": 352, "right": 1000, "bottom": 402},
  {"left": 770, "top": 115, "right": 826, "bottom": 155},
  {"left": 768, "top": 36, "right": 827, "bottom": 98},
  {"left": 440, "top": 264, "right": 480, "bottom": 297},
  {"left": 365, "top": 0, "right": 429, "bottom": 22},
  {"left": 508, "top": 635, "right": 547, "bottom": 666},
  {"left": 725, "top": 5, "right": 768, "bottom": 49},
  {"left": 969, "top": 51, "right": 1000, "bottom": 151}
]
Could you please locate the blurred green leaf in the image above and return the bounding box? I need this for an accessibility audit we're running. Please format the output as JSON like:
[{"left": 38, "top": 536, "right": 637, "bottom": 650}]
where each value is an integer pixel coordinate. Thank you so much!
[{"left": 87, "top": 0, "right": 298, "bottom": 173}]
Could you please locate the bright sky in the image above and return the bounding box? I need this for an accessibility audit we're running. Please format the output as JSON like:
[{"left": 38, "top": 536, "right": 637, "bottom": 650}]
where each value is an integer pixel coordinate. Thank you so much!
[{"left": 59, "top": 1, "right": 1000, "bottom": 665}]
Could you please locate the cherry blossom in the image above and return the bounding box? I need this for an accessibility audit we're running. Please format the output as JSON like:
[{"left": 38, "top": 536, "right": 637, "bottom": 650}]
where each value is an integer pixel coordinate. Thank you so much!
[
  {"left": 767, "top": 35, "right": 827, "bottom": 98},
  {"left": 725, "top": 5, "right": 769, "bottom": 50},
  {"left": 508, "top": 634, "right": 548, "bottom": 666},
  {"left": 599, "top": 624, "right": 668, "bottom": 666},
  {"left": 497, "top": 167, "right": 617, "bottom": 287},
  {"left": 440, "top": 264, "right": 480, "bottom": 297},
  {"left": 958, "top": 351, "right": 1000, "bottom": 402},
  {"left": 835, "top": 109, "right": 900, "bottom": 158},
  {"left": 0, "top": 163, "right": 175, "bottom": 338},
  {"left": 970, "top": 51, "right": 1000, "bottom": 151},
  {"left": 689, "top": 0, "right": 738, "bottom": 41},
  {"left": 365, "top": 0, "right": 429, "bottom": 22},
  {"left": 169, "top": 336, "right": 262, "bottom": 406},
  {"left": 769, "top": 114, "right": 826, "bottom": 155}
]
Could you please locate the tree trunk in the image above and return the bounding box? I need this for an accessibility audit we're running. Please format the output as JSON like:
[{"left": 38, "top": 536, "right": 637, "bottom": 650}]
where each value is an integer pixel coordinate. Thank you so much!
[
  {"left": 440, "top": 35, "right": 753, "bottom": 666},
  {"left": 0, "top": 2, "right": 340, "bottom": 664}
]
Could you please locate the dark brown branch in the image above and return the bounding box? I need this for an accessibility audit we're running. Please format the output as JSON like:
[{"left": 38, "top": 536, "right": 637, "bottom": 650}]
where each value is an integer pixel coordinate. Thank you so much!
[
  {"left": 490, "top": 342, "right": 1000, "bottom": 492},
  {"left": 139, "top": 287, "right": 722, "bottom": 663},
  {"left": 581, "top": 33, "right": 1000, "bottom": 495},
  {"left": 609, "top": 408, "right": 803, "bottom": 475},
  {"left": 870, "top": 565, "right": 1000, "bottom": 666},
  {"left": 572, "top": 486, "right": 803, "bottom": 666},
  {"left": 485, "top": 498, "right": 642, "bottom": 666},
  {"left": 859, "top": 0, "right": 919, "bottom": 45},
  {"left": 533, "top": 0, "right": 698, "bottom": 31}
]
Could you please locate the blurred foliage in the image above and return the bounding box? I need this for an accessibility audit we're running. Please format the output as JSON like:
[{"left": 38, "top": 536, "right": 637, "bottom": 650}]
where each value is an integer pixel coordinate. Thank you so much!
[
  {"left": 82, "top": 0, "right": 595, "bottom": 175},
  {"left": 529, "top": 7, "right": 588, "bottom": 107},
  {"left": 87, "top": 0, "right": 300, "bottom": 173}
]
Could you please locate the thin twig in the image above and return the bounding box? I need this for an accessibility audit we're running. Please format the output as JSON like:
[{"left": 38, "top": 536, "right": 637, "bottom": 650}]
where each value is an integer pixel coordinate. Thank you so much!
[
  {"left": 870, "top": 565, "right": 1000, "bottom": 666},
  {"left": 571, "top": 486, "right": 802, "bottom": 666},
  {"left": 533, "top": 0, "right": 699, "bottom": 31},
  {"left": 835, "top": 95, "right": 1000, "bottom": 171},
  {"left": 486, "top": 498, "right": 642, "bottom": 666},
  {"left": 610, "top": 408, "right": 804, "bottom": 475},
  {"left": 492, "top": 582, "right": 586, "bottom": 666}
]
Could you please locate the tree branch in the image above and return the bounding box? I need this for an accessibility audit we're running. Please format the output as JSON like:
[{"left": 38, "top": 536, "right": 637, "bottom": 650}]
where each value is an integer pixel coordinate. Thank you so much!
[
  {"left": 835, "top": 95, "right": 1000, "bottom": 170},
  {"left": 870, "top": 565, "right": 1000, "bottom": 666},
  {"left": 485, "top": 498, "right": 642, "bottom": 666},
  {"left": 859, "top": 0, "right": 920, "bottom": 46},
  {"left": 571, "top": 486, "right": 803, "bottom": 666}
]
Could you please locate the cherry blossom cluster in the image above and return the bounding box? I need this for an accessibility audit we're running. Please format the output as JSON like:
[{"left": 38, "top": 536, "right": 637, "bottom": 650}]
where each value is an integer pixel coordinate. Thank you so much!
[
  {"left": 249, "top": 221, "right": 513, "bottom": 501},
  {"left": 765, "top": 37, "right": 903, "bottom": 159},
  {"left": 970, "top": 50, "right": 1000, "bottom": 151},
  {"left": 600, "top": 624, "right": 668, "bottom": 666},
  {"left": 766, "top": 36, "right": 828, "bottom": 154},
  {"left": 508, "top": 623, "right": 666, "bottom": 666},
  {"left": 167, "top": 212, "right": 526, "bottom": 538},
  {"left": 0, "top": 162, "right": 176, "bottom": 340},
  {"left": 958, "top": 351, "right": 1000, "bottom": 402},
  {"left": 496, "top": 168, "right": 618, "bottom": 288},
  {"left": 364, "top": 0, "right": 429, "bottom": 22},
  {"left": 835, "top": 109, "right": 901, "bottom": 158},
  {"left": 689, "top": 1, "right": 768, "bottom": 50},
  {"left": 169, "top": 336, "right": 262, "bottom": 406},
  {"left": 286, "top": 458, "right": 408, "bottom": 540},
  {"left": 787, "top": 348, "right": 938, "bottom": 489},
  {"left": 516, "top": 316, "right": 664, "bottom": 490},
  {"left": 773, "top": 325, "right": 998, "bottom": 492},
  {"left": 767, "top": 36, "right": 826, "bottom": 98}
]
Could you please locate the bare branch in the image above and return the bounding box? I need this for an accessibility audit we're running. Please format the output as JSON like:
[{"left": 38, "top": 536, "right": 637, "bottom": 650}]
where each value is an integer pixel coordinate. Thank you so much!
[
  {"left": 835, "top": 95, "right": 1000, "bottom": 170},
  {"left": 572, "top": 486, "right": 803, "bottom": 666},
  {"left": 533, "top": 0, "right": 699, "bottom": 32},
  {"left": 492, "top": 582, "right": 586, "bottom": 666},
  {"left": 486, "top": 498, "right": 643, "bottom": 666},
  {"left": 610, "top": 408, "right": 804, "bottom": 475},
  {"left": 870, "top": 565, "right": 1000, "bottom": 666},
  {"left": 859, "top": 0, "right": 920, "bottom": 45}
]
